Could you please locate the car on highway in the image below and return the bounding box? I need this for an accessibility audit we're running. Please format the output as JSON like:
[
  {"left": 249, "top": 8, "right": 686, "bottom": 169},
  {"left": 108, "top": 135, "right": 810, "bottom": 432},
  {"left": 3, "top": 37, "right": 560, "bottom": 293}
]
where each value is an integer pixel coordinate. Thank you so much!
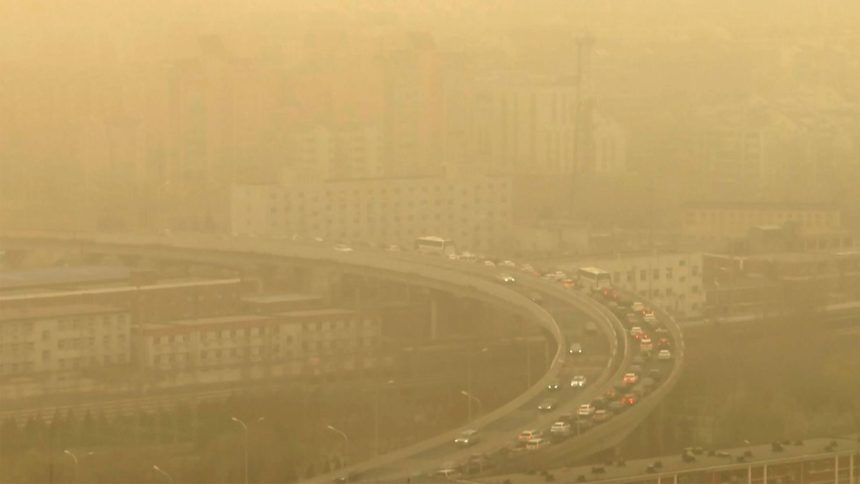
[
  {"left": 569, "top": 375, "right": 587, "bottom": 388},
  {"left": 547, "top": 379, "right": 562, "bottom": 391},
  {"left": 593, "top": 395, "right": 611, "bottom": 409},
  {"left": 630, "top": 326, "right": 644, "bottom": 339},
  {"left": 517, "top": 429, "right": 543, "bottom": 442},
  {"left": 657, "top": 337, "right": 672, "bottom": 349},
  {"left": 568, "top": 343, "right": 583, "bottom": 355},
  {"left": 658, "top": 349, "right": 673, "bottom": 361},
  {"left": 550, "top": 421, "right": 572, "bottom": 437},
  {"left": 643, "top": 311, "right": 657, "bottom": 323},
  {"left": 640, "top": 337, "right": 653, "bottom": 352},
  {"left": 577, "top": 403, "right": 596, "bottom": 417},
  {"left": 655, "top": 326, "right": 670, "bottom": 336},
  {"left": 592, "top": 409, "right": 612, "bottom": 423},
  {"left": 434, "top": 467, "right": 461, "bottom": 480},
  {"left": 383, "top": 244, "right": 401, "bottom": 252},
  {"left": 497, "top": 274, "right": 516, "bottom": 284},
  {"left": 562, "top": 278, "right": 577, "bottom": 288},
  {"left": 623, "top": 393, "right": 638, "bottom": 406},
  {"left": 623, "top": 373, "right": 639, "bottom": 385},
  {"left": 538, "top": 399, "right": 557, "bottom": 412},
  {"left": 454, "top": 429, "right": 480, "bottom": 447},
  {"left": 333, "top": 244, "right": 354, "bottom": 252},
  {"left": 632, "top": 301, "right": 645, "bottom": 312},
  {"left": 483, "top": 260, "right": 496, "bottom": 267},
  {"left": 525, "top": 437, "right": 551, "bottom": 450},
  {"left": 499, "top": 260, "right": 517, "bottom": 268}
]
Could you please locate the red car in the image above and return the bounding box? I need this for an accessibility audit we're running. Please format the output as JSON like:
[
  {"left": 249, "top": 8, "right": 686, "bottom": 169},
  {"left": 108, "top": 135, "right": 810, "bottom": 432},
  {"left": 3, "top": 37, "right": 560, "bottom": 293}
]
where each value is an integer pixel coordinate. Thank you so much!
[
  {"left": 622, "top": 394, "right": 638, "bottom": 406},
  {"left": 657, "top": 337, "right": 672, "bottom": 349}
]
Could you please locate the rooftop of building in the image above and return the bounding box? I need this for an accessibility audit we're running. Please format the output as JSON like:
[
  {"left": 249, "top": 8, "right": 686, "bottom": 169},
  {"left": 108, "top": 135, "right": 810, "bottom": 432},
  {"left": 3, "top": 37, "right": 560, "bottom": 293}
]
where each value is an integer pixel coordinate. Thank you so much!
[
  {"left": 241, "top": 293, "right": 322, "bottom": 304},
  {"left": 684, "top": 200, "right": 840, "bottom": 211},
  {"left": 0, "top": 277, "right": 242, "bottom": 303},
  {"left": 277, "top": 308, "right": 358, "bottom": 319},
  {"left": 0, "top": 304, "right": 125, "bottom": 323},
  {"left": 0, "top": 266, "right": 131, "bottom": 292}
]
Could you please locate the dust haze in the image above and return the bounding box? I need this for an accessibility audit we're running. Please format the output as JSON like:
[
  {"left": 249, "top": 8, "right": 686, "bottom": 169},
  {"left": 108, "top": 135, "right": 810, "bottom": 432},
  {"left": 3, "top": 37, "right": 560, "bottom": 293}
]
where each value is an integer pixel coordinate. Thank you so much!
[{"left": 2, "top": 1, "right": 860, "bottom": 483}]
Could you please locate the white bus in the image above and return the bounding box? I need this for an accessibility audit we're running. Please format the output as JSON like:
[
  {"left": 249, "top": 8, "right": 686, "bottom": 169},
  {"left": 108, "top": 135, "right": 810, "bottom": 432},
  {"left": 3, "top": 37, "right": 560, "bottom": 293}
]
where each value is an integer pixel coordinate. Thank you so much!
[
  {"left": 577, "top": 267, "right": 612, "bottom": 291},
  {"left": 414, "top": 236, "right": 456, "bottom": 256}
]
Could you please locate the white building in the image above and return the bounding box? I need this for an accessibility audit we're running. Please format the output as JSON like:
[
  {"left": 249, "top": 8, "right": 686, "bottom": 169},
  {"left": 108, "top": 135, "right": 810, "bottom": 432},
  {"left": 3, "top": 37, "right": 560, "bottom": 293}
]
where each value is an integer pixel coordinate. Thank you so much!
[
  {"left": 282, "top": 124, "right": 384, "bottom": 183},
  {"left": 0, "top": 304, "right": 131, "bottom": 376},
  {"left": 559, "top": 252, "right": 705, "bottom": 319},
  {"left": 230, "top": 176, "right": 513, "bottom": 253},
  {"left": 140, "top": 308, "right": 383, "bottom": 386}
]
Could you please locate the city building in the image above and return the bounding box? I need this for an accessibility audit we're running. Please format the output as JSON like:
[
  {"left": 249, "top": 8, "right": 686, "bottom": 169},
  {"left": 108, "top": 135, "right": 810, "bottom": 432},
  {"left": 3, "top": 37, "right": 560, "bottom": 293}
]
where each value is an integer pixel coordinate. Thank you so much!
[
  {"left": 0, "top": 304, "right": 131, "bottom": 376},
  {"left": 282, "top": 124, "right": 384, "bottom": 183},
  {"left": 704, "top": 250, "right": 860, "bottom": 318},
  {"left": 682, "top": 201, "right": 853, "bottom": 251},
  {"left": 140, "top": 308, "right": 383, "bottom": 386},
  {"left": 230, "top": 176, "right": 513, "bottom": 253},
  {"left": 557, "top": 252, "right": 705, "bottom": 319}
]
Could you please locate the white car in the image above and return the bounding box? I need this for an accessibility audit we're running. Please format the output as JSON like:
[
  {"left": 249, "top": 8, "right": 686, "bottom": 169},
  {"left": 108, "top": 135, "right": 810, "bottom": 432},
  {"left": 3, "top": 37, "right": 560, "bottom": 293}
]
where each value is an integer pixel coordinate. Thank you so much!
[
  {"left": 550, "top": 421, "right": 571, "bottom": 436},
  {"left": 333, "top": 244, "right": 353, "bottom": 252},
  {"left": 657, "top": 349, "right": 673, "bottom": 360},
  {"left": 630, "top": 326, "right": 644, "bottom": 338},
  {"left": 483, "top": 260, "right": 496, "bottom": 267},
  {"left": 454, "top": 429, "right": 479, "bottom": 446},
  {"left": 537, "top": 399, "right": 557, "bottom": 412},
  {"left": 498, "top": 274, "right": 516, "bottom": 284},
  {"left": 577, "top": 403, "right": 595, "bottom": 417},
  {"left": 569, "top": 375, "right": 587, "bottom": 388},
  {"left": 632, "top": 301, "right": 645, "bottom": 312}
]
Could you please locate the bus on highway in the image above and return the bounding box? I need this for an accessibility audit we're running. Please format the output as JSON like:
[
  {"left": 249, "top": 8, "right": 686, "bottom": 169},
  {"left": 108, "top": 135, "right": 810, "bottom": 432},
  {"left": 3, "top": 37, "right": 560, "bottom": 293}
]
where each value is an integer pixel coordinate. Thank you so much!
[
  {"left": 414, "top": 236, "right": 456, "bottom": 256},
  {"left": 577, "top": 267, "right": 612, "bottom": 291}
]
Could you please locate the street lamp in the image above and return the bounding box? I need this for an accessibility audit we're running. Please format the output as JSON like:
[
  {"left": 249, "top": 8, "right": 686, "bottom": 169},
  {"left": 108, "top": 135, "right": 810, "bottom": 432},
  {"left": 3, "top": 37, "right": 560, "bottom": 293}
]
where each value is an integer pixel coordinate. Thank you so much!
[
  {"left": 231, "top": 417, "right": 264, "bottom": 484},
  {"left": 374, "top": 379, "right": 396, "bottom": 456},
  {"left": 460, "top": 390, "right": 483, "bottom": 422},
  {"left": 326, "top": 425, "right": 349, "bottom": 468},
  {"left": 152, "top": 464, "right": 174, "bottom": 484},
  {"left": 63, "top": 450, "right": 78, "bottom": 483}
]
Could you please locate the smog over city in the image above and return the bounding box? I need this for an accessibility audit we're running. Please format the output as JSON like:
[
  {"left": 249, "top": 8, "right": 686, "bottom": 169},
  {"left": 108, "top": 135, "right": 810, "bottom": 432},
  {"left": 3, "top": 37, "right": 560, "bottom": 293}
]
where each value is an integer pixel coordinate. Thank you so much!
[{"left": 3, "top": 1, "right": 860, "bottom": 482}]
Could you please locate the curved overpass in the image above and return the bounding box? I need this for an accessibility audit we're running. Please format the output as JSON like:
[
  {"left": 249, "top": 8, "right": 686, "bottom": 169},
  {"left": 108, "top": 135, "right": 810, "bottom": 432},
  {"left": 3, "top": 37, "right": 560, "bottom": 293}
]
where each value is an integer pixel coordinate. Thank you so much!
[{"left": 0, "top": 232, "right": 684, "bottom": 481}]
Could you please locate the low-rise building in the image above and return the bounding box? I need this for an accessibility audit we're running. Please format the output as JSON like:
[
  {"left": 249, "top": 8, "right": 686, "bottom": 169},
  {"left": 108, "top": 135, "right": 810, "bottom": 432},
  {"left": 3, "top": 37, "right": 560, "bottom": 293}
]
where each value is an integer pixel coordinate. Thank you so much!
[
  {"left": 557, "top": 252, "right": 705, "bottom": 319},
  {"left": 140, "top": 307, "right": 383, "bottom": 386},
  {"left": 682, "top": 201, "right": 853, "bottom": 252},
  {"left": 0, "top": 304, "right": 131, "bottom": 376},
  {"left": 704, "top": 250, "right": 860, "bottom": 317}
]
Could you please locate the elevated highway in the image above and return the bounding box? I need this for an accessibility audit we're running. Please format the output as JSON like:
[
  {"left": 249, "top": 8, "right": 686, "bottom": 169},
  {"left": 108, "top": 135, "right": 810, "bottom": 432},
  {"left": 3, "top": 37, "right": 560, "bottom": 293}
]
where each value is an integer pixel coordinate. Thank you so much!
[{"left": 0, "top": 232, "right": 685, "bottom": 481}]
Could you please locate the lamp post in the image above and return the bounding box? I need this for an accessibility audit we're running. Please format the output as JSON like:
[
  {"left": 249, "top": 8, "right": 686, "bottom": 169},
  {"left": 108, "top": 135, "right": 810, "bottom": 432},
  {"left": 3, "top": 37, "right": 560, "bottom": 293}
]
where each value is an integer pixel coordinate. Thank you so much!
[
  {"left": 374, "top": 379, "right": 395, "bottom": 456},
  {"left": 326, "top": 425, "right": 349, "bottom": 468},
  {"left": 466, "top": 347, "right": 489, "bottom": 407},
  {"left": 63, "top": 450, "right": 79, "bottom": 483},
  {"left": 460, "top": 390, "right": 483, "bottom": 423},
  {"left": 231, "top": 417, "right": 264, "bottom": 484},
  {"left": 152, "top": 464, "right": 174, "bottom": 484}
]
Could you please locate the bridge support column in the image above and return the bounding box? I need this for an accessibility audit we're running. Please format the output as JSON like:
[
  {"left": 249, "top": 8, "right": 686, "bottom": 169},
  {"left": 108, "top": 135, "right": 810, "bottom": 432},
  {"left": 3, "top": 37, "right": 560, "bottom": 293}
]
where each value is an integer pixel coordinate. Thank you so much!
[
  {"left": 763, "top": 463, "right": 767, "bottom": 483},
  {"left": 429, "top": 297, "right": 438, "bottom": 340},
  {"left": 849, "top": 453, "right": 854, "bottom": 483},
  {"left": 835, "top": 455, "right": 840, "bottom": 484}
]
